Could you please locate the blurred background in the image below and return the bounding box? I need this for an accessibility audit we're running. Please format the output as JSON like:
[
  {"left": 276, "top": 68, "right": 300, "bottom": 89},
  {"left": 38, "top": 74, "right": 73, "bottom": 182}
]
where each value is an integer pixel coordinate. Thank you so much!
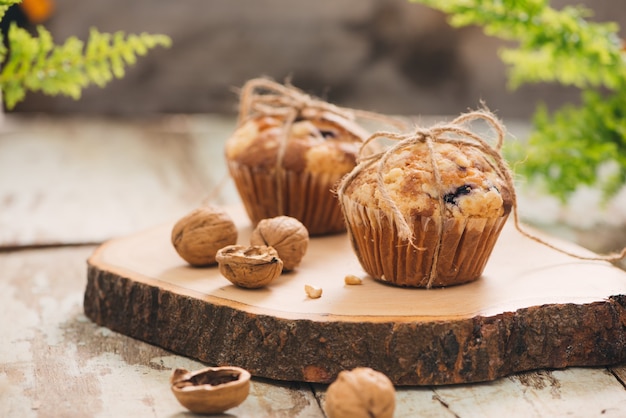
[
  {"left": 8, "top": 0, "right": 625, "bottom": 118},
  {"left": 2, "top": 0, "right": 626, "bottom": 262}
]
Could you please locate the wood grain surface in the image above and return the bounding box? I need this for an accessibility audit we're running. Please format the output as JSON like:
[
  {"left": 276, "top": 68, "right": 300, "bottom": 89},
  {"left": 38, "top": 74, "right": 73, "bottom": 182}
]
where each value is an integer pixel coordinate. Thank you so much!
[
  {"left": 84, "top": 205, "right": 626, "bottom": 386},
  {"left": 4, "top": 244, "right": 626, "bottom": 417},
  {"left": 0, "top": 114, "right": 237, "bottom": 248}
]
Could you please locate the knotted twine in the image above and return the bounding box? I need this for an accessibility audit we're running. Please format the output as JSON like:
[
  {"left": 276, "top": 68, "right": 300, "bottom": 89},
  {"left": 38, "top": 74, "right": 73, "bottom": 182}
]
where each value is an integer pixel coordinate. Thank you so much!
[
  {"left": 236, "top": 78, "right": 407, "bottom": 216},
  {"left": 337, "top": 109, "right": 626, "bottom": 288}
]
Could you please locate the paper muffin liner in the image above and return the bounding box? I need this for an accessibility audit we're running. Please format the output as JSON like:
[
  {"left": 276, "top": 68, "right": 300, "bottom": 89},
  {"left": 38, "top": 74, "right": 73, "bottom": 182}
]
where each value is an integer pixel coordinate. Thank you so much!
[
  {"left": 341, "top": 197, "right": 509, "bottom": 287},
  {"left": 228, "top": 161, "right": 347, "bottom": 235}
]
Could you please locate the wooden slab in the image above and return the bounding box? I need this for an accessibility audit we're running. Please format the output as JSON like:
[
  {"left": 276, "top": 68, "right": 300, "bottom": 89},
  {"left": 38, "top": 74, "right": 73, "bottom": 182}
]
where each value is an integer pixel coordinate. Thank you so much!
[
  {"left": 83, "top": 206, "right": 626, "bottom": 386},
  {"left": 0, "top": 114, "right": 237, "bottom": 248}
]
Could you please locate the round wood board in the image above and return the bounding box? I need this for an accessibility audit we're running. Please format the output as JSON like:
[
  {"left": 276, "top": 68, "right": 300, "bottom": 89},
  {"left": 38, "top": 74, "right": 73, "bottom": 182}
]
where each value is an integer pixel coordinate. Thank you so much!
[{"left": 84, "top": 206, "right": 626, "bottom": 386}]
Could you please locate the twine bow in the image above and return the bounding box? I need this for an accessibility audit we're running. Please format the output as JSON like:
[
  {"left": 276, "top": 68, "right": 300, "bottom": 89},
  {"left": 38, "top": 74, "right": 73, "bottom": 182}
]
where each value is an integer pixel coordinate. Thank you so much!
[
  {"left": 237, "top": 78, "right": 407, "bottom": 129},
  {"left": 337, "top": 110, "right": 626, "bottom": 286},
  {"left": 237, "top": 77, "right": 407, "bottom": 215}
]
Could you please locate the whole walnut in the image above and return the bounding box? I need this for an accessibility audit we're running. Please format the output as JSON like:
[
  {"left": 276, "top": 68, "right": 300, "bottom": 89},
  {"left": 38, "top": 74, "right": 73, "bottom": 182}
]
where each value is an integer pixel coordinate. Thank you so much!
[
  {"left": 250, "top": 216, "right": 309, "bottom": 271},
  {"left": 324, "top": 367, "right": 395, "bottom": 418},
  {"left": 171, "top": 206, "right": 238, "bottom": 266}
]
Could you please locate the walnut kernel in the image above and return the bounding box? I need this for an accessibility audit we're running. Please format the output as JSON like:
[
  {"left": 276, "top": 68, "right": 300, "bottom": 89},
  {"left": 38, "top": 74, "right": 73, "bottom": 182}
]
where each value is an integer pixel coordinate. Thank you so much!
[
  {"left": 344, "top": 275, "right": 363, "bottom": 285},
  {"left": 171, "top": 206, "right": 238, "bottom": 266},
  {"left": 216, "top": 245, "right": 283, "bottom": 288},
  {"left": 250, "top": 216, "right": 309, "bottom": 271},
  {"left": 324, "top": 367, "right": 395, "bottom": 418},
  {"left": 305, "top": 284, "right": 323, "bottom": 299}
]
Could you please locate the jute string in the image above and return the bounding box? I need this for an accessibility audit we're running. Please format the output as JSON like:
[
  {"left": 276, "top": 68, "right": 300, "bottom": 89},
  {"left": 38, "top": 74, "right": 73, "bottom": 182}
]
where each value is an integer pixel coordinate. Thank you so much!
[
  {"left": 237, "top": 78, "right": 407, "bottom": 215},
  {"left": 337, "top": 109, "right": 626, "bottom": 287}
]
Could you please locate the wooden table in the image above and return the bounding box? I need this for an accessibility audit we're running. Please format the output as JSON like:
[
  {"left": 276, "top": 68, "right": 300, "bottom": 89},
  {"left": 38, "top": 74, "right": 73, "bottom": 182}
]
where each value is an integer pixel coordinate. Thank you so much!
[{"left": 2, "top": 114, "right": 626, "bottom": 417}]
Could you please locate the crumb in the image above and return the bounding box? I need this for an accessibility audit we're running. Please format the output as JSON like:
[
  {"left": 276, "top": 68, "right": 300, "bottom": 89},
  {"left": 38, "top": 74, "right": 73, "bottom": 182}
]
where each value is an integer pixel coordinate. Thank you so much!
[
  {"left": 305, "top": 284, "right": 322, "bottom": 299},
  {"left": 344, "top": 275, "right": 363, "bottom": 285}
]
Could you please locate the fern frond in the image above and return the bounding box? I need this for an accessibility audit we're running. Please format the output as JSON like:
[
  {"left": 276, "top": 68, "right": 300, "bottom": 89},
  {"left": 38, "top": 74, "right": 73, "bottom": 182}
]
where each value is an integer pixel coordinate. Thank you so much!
[
  {"left": 409, "top": 0, "right": 626, "bottom": 90},
  {"left": 0, "top": 0, "right": 22, "bottom": 21},
  {"left": 0, "top": 23, "right": 172, "bottom": 109},
  {"left": 0, "top": 0, "right": 23, "bottom": 55}
]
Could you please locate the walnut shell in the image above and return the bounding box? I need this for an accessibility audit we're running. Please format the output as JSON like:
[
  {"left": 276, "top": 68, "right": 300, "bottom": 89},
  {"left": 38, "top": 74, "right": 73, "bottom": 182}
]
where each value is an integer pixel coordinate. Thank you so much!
[
  {"left": 250, "top": 216, "right": 309, "bottom": 271},
  {"left": 171, "top": 206, "right": 238, "bottom": 266},
  {"left": 324, "top": 367, "right": 395, "bottom": 418},
  {"left": 216, "top": 244, "right": 283, "bottom": 288},
  {"left": 170, "top": 366, "right": 251, "bottom": 415}
]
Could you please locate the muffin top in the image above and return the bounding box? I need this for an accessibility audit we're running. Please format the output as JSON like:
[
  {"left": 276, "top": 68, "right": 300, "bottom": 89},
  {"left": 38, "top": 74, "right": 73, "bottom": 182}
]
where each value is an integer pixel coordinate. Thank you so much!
[
  {"left": 225, "top": 115, "right": 367, "bottom": 176},
  {"left": 342, "top": 141, "right": 513, "bottom": 219}
]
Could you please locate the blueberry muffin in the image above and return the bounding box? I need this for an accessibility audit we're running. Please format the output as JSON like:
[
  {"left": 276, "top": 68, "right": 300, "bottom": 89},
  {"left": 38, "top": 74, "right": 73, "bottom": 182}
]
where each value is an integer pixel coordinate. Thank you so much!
[
  {"left": 338, "top": 139, "right": 513, "bottom": 287},
  {"left": 225, "top": 112, "right": 368, "bottom": 235}
]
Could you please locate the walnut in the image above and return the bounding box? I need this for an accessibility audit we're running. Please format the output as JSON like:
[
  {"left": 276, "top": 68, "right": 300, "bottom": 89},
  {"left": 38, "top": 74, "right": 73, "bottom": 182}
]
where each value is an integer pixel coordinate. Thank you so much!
[
  {"left": 250, "top": 216, "right": 309, "bottom": 271},
  {"left": 171, "top": 206, "right": 238, "bottom": 266},
  {"left": 324, "top": 367, "right": 395, "bottom": 418},
  {"left": 216, "top": 244, "right": 283, "bottom": 288},
  {"left": 170, "top": 366, "right": 251, "bottom": 415}
]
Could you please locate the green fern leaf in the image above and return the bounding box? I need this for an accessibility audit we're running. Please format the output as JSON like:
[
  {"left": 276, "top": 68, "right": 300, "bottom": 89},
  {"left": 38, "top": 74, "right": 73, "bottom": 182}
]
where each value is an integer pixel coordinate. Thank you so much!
[
  {"left": 0, "top": 23, "right": 171, "bottom": 109},
  {"left": 0, "top": 0, "right": 22, "bottom": 22},
  {"left": 409, "top": 0, "right": 626, "bottom": 90}
]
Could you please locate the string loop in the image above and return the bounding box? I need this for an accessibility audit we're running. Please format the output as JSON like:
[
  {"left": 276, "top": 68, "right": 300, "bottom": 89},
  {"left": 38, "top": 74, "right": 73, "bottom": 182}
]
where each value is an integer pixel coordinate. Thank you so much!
[{"left": 237, "top": 78, "right": 407, "bottom": 214}]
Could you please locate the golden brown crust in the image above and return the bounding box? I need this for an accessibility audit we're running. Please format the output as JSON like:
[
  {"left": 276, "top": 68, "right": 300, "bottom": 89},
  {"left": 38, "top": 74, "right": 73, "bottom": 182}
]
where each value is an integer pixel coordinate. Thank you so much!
[
  {"left": 343, "top": 142, "right": 513, "bottom": 220},
  {"left": 224, "top": 115, "right": 365, "bottom": 175}
]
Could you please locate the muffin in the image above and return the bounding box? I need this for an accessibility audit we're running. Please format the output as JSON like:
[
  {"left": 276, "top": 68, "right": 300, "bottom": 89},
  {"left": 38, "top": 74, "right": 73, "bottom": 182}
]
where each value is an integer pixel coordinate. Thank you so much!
[
  {"left": 225, "top": 80, "right": 369, "bottom": 235},
  {"left": 338, "top": 123, "right": 513, "bottom": 288}
]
